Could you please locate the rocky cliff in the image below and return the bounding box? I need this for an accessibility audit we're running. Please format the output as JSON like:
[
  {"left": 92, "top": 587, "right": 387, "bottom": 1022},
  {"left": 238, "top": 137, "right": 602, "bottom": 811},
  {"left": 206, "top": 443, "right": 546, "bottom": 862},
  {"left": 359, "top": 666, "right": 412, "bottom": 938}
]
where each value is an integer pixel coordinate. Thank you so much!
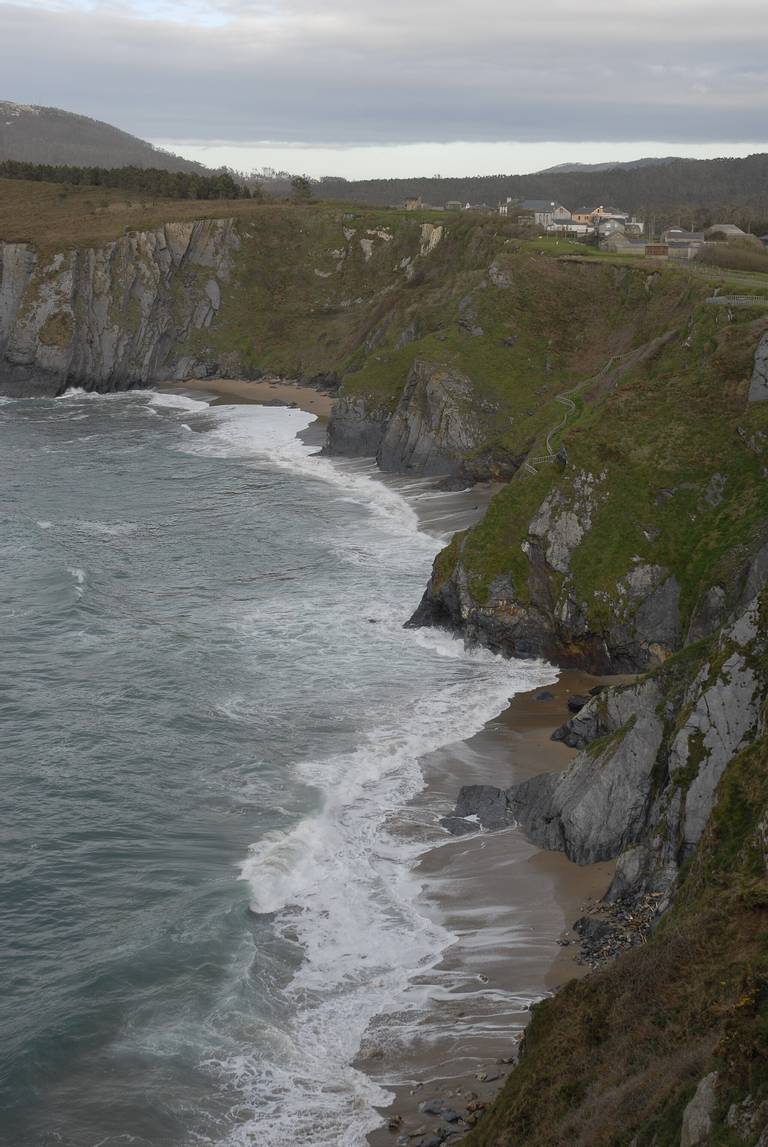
[
  {"left": 448, "top": 590, "right": 766, "bottom": 904},
  {"left": 0, "top": 207, "right": 458, "bottom": 400},
  {"left": 410, "top": 302, "right": 768, "bottom": 671},
  {"left": 0, "top": 219, "right": 241, "bottom": 395}
]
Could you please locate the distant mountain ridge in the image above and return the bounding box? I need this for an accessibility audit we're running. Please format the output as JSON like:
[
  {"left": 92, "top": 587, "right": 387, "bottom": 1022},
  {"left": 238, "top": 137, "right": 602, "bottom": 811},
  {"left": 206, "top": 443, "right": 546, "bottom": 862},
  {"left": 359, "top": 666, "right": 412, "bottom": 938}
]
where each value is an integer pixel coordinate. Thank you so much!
[
  {"left": 0, "top": 101, "right": 210, "bottom": 174},
  {"left": 536, "top": 156, "right": 681, "bottom": 174}
]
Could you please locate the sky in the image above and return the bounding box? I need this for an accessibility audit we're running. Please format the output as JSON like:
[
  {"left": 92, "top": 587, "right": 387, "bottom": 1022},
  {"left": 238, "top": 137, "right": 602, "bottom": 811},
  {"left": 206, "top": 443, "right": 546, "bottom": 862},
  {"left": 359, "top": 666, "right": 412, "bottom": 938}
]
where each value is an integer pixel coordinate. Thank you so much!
[{"left": 2, "top": 0, "right": 768, "bottom": 178}]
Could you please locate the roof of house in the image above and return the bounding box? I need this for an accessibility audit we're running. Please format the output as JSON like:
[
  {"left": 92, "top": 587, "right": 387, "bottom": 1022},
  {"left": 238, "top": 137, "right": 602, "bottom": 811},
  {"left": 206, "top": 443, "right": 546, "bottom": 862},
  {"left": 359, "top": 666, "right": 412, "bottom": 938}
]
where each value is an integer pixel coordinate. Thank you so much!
[
  {"left": 519, "top": 199, "right": 558, "bottom": 211},
  {"left": 663, "top": 228, "right": 704, "bottom": 240},
  {"left": 706, "top": 223, "right": 747, "bottom": 236}
]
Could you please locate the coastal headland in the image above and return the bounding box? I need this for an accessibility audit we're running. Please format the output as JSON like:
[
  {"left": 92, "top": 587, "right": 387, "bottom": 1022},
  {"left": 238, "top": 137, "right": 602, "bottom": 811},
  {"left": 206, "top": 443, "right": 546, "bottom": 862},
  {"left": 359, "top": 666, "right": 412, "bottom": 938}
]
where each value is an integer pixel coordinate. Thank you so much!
[{"left": 3, "top": 184, "right": 768, "bottom": 1144}]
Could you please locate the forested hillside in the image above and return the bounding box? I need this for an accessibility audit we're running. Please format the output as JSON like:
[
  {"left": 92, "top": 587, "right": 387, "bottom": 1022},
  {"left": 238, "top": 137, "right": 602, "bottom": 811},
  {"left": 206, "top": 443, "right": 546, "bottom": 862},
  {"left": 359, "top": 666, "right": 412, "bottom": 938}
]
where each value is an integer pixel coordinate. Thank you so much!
[
  {"left": 319, "top": 153, "right": 768, "bottom": 230},
  {"left": 0, "top": 160, "right": 251, "bottom": 200}
]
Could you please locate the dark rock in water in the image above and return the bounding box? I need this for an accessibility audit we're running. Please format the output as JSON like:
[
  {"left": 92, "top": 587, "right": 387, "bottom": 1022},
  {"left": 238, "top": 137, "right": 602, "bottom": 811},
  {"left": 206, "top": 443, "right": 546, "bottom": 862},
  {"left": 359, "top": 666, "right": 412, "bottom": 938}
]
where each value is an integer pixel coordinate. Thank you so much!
[
  {"left": 325, "top": 395, "right": 391, "bottom": 458},
  {"left": 440, "top": 815, "right": 478, "bottom": 836},
  {"left": 437, "top": 475, "right": 472, "bottom": 492},
  {"left": 419, "top": 1098, "right": 448, "bottom": 1116},
  {"left": 567, "top": 694, "right": 591, "bottom": 713},
  {"left": 536, "top": 690, "right": 555, "bottom": 701},
  {"left": 589, "top": 684, "right": 605, "bottom": 696},
  {"left": 451, "top": 784, "right": 514, "bottom": 831},
  {"left": 440, "top": 1108, "right": 461, "bottom": 1123}
]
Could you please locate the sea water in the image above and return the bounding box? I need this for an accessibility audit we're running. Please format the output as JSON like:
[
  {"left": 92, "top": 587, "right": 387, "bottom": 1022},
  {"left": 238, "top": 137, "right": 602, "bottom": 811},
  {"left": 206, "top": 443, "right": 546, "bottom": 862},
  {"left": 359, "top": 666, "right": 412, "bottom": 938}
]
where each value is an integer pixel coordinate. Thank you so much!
[{"left": 0, "top": 390, "right": 553, "bottom": 1147}]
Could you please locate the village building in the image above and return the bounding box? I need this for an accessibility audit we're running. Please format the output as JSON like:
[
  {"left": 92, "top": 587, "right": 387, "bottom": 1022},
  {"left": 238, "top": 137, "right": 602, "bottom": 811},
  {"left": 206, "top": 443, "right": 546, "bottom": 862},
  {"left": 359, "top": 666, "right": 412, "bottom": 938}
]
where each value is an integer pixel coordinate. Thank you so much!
[
  {"left": 661, "top": 227, "right": 704, "bottom": 245},
  {"left": 601, "top": 233, "right": 646, "bottom": 255},
  {"left": 704, "top": 223, "right": 752, "bottom": 240},
  {"left": 547, "top": 220, "right": 593, "bottom": 238},
  {"left": 499, "top": 198, "right": 570, "bottom": 226},
  {"left": 403, "top": 196, "right": 423, "bottom": 211},
  {"left": 596, "top": 218, "right": 626, "bottom": 237}
]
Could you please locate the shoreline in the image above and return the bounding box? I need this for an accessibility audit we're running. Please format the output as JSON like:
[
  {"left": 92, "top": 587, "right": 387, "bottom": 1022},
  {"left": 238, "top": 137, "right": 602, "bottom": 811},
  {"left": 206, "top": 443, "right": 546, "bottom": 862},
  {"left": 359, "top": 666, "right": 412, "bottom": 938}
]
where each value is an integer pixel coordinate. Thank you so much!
[
  {"left": 159, "top": 385, "right": 621, "bottom": 1143},
  {"left": 362, "top": 670, "right": 620, "bottom": 1145},
  {"left": 163, "top": 376, "right": 336, "bottom": 418}
]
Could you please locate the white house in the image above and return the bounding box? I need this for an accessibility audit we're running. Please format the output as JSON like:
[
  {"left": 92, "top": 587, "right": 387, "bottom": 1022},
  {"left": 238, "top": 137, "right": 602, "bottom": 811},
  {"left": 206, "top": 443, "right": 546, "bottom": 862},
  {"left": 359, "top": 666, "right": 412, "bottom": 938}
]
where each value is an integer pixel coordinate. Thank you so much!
[{"left": 499, "top": 199, "right": 571, "bottom": 227}]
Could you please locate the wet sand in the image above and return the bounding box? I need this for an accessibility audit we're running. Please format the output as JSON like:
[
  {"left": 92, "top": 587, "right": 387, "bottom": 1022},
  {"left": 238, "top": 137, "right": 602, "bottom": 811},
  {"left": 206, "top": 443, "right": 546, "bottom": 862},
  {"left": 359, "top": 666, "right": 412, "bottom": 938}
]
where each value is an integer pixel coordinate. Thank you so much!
[
  {"left": 364, "top": 671, "right": 624, "bottom": 1145},
  {"left": 165, "top": 376, "right": 336, "bottom": 418}
]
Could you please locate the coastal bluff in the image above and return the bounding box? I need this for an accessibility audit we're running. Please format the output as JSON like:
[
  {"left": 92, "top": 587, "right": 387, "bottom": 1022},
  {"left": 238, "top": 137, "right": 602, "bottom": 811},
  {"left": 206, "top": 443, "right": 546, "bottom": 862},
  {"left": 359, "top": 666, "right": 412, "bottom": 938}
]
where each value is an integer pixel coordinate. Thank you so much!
[{"left": 4, "top": 192, "right": 768, "bottom": 1146}]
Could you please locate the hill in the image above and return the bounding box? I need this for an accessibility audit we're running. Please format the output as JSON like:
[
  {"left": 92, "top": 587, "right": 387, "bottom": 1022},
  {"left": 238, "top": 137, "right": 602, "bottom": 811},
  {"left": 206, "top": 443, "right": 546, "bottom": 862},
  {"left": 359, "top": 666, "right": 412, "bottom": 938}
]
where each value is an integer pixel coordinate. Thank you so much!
[
  {"left": 0, "top": 100, "right": 210, "bottom": 174},
  {"left": 536, "top": 156, "right": 681, "bottom": 174}
]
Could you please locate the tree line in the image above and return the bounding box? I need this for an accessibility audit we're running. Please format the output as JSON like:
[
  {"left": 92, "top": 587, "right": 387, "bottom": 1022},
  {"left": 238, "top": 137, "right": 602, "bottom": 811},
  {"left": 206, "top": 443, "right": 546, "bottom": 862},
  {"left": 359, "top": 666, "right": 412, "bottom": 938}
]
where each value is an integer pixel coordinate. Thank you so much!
[
  {"left": 305, "top": 153, "right": 768, "bottom": 233},
  {"left": 0, "top": 160, "right": 256, "bottom": 200}
]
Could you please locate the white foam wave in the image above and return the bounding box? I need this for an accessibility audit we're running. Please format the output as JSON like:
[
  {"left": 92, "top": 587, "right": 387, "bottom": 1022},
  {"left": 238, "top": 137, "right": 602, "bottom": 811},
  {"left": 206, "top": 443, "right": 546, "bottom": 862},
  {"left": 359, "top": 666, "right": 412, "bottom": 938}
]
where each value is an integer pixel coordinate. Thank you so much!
[
  {"left": 54, "top": 387, "right": 126, "bottom": 401},
  {"left": 174, "top": 398, "right": 557, "bottom": 1145},
  {"left": 223, "top": 649, "right": 555, "bottom": 1146},
  {"left": 147, "top": 391, "right": 211, "bottom": 412},
  {"left": 179, "top": 401, "right": 316, "bottom": 456},
  {"left": 68, "top": 566, "right": 86, "bottom": 599}
]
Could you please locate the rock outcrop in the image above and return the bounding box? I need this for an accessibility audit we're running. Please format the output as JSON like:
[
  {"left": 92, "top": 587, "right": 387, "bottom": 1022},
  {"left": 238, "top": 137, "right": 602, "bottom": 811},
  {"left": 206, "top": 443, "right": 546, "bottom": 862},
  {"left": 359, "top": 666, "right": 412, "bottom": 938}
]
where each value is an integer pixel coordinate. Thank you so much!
[
  {"left": 748, "top": 330, "right": 768, "bottom": 402},
  {"left": 410, "top": 466, "right": 689, "bottom": 672},
  {"left": 445, "top": 592, "right": 767, "bottom": 906},
  {"left": 680, "top": 1073, "right": 719, "bottom": 1147},
  {"left": 0, "top": 220, "right": 240, "bottom": 396},
  {"left": 324, "top": 394, "right": 391, "bottom": 457},
  {"left": 326, "top": 357, "right": 520, "bottom": 480},
  {"left": 376, "top": 359, "right": 485, "bottom": 476}
]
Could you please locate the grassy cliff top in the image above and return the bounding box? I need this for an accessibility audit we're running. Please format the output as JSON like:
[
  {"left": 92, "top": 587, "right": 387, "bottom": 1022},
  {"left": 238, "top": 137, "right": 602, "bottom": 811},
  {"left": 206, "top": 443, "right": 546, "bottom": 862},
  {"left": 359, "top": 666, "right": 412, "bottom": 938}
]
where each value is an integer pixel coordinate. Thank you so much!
[{"left": 0, "top": 178, "right": 452, "bottom": 253}]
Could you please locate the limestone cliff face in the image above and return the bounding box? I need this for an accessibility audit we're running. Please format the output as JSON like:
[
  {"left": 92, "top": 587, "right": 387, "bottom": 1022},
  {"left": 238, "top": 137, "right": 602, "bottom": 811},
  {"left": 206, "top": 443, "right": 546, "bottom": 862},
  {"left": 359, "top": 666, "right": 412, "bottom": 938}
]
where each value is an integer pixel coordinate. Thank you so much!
[
  {"left": 376, "top": 358, "right": 485, "bottom": 476},
  {"left": 327, "top": 357, "right": 521, "bottom": 480},
  {"left": 324, "top": 394, "right": 391, "bottom": 458},
  {"left": 0, "top": 220, "right": 239, "bottom": 396},
  {"left": 448, "top": 590, "right": 767, "bottom": 907},
  {"left": 409, "top": 466, "right": 694, "bottom": 672}
]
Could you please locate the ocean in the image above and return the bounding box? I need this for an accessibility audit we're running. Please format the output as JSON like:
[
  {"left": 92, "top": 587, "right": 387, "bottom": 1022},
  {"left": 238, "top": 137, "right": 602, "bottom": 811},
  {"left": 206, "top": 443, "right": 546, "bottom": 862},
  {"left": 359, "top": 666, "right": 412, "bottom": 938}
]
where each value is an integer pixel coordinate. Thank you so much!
[{"left": 0, "top": 389, "right": 554, "bottom": 1147}]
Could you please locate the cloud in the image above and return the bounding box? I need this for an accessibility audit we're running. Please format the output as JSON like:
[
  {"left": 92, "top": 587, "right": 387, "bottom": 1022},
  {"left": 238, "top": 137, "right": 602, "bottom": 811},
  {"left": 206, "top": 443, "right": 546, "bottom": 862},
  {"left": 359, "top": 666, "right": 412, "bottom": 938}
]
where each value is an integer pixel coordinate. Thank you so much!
[{"left": 1, "top": 0, "right": 767, "bottom": 146}]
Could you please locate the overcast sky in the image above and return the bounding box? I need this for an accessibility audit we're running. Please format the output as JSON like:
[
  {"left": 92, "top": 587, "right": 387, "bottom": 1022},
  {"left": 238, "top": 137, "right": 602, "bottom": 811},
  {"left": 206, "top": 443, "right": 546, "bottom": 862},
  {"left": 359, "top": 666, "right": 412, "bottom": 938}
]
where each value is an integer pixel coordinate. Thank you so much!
[{"left": 2, "top": 0, "right": 768, "bottom": 177}]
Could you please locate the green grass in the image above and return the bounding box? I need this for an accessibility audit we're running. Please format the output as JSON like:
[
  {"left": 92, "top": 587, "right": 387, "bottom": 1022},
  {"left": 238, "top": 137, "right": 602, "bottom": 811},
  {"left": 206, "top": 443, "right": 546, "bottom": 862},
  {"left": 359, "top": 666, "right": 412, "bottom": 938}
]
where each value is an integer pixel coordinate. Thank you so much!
[{"left": 426, "top": 268, "right": 768, "bottom": 656}]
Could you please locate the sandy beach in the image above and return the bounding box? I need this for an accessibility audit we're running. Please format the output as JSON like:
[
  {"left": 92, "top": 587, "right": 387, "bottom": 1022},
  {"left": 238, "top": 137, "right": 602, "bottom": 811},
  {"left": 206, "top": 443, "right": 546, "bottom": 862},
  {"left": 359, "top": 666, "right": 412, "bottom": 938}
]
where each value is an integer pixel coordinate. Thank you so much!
[
  {"left": 165, "top": 376, "right": 336, "bottom": 418},
  {"left": 363, "top": 670, "right": 623, "bottom": 1145}
]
